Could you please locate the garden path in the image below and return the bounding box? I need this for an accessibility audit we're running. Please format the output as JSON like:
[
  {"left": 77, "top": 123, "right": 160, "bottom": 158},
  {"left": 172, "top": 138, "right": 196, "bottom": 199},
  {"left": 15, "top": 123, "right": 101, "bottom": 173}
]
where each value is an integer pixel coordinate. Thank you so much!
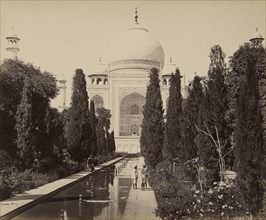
[{"left": 121, "top": 156, "right": 160, "bottom": 220}]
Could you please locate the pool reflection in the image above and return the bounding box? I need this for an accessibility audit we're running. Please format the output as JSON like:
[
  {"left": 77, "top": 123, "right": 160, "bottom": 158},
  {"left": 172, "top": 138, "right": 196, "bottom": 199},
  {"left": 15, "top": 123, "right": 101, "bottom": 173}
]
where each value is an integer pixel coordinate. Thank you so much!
[{"left": 13, "top": 163, "right": 132, "bottom": 220}]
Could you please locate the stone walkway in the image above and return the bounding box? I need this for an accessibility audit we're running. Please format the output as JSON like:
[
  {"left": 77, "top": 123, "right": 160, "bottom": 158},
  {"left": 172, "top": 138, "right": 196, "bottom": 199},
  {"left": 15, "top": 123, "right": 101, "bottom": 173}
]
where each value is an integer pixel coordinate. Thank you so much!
[
  {"left": 0, "top": 157, "right": 123, "bottom": 219},
  {"left": 120, "top": 157, "right": 160, "bottom": 220}
]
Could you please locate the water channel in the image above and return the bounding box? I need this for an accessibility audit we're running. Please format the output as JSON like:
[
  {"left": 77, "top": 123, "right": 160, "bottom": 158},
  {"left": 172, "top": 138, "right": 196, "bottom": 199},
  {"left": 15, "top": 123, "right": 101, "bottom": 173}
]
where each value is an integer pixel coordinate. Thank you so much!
[{"left": 12, "top": 157, "right": 137, "bottom": 220}]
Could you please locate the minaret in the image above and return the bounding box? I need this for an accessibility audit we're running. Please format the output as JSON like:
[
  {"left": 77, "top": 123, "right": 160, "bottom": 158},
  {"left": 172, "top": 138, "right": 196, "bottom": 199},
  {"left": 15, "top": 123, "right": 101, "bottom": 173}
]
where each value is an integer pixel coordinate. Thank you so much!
[
  {"left": 58, "top": 74, "right": 67, "bottom": 111},
  {"left": 250, "top": 27, "right": 264, "bottom": 47},
  {"left": 135, "top": 7, "right": 139, "bottom": 24},
  {"left": 6, "top": 27, "right": 20, "bottom": 59}
]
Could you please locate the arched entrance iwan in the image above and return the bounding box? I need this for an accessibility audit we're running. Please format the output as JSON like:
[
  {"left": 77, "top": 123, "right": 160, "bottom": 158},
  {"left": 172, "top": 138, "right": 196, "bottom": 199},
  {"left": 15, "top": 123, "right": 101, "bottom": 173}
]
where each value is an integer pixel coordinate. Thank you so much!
[{"left": 120, "top": 92, "right": 145, "bottom": 136}]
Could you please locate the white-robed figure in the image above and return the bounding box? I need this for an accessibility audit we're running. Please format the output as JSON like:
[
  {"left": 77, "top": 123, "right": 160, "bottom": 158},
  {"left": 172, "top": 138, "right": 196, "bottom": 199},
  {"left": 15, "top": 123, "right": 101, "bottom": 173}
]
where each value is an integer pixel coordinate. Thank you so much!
[{"left": 132, "top": 165, "right": 138, "bottom": 189}]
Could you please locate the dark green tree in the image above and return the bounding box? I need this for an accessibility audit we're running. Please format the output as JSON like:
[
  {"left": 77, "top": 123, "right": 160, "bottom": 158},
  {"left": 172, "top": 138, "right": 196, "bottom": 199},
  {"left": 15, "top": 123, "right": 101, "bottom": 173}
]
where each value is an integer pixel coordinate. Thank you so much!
[
  {"left": 180, "top": 75, "right": 204, "bottom": 163},
  {"left": 233, "top": 44, "right": 265, "bottom": 215},
  {"left": 110, "top": 130, "right": 116, "bottom": 153},
  {"left": 228, "top": 44, "right": 266, "bottom": 180},
  {"left": 0, "top": 59, "right": 58, "bottom": 161},
  {"left": 90, "top": 100, "right": 97, "bottom": 156},
  {"left": 96, "top": 107, "right": 111, "bottom": 156},
  {"left": 235, "top": 80, "right": 264, "bottom": 215},
  {"left": 195, "top": 89, "right": 219, "bottom": 185},
  {"left": 42, "top": 107, "right": 65, "bottom": 170},
  {"left": 162, "top": 68, "right": 183, "bottom": 160},
  {"left": 140, "top": 68, "right": 165, "bottom": 169},
  {"left": 15, "top": 78, "right": 35, "bottom": 169},
  {"left": 196, "top": 45, "right": 229, "bottom": 184},
  {"left": 68, "top": 69, "right": 91, "bottom": 164}
]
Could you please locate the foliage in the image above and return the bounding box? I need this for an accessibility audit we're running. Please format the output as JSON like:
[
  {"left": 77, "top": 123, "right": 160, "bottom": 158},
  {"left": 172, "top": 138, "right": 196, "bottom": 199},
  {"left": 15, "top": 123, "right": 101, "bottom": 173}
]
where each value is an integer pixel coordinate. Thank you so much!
[
  {"left": 68, "top": 69, "right": 91, "bottom": 163},
  {"left": 234, "top": 72, "right": 264, "bottom": 215},
  {"left": 0, "top": 59, "right": 58, "bottom": 160},
  {"left": 90, "top": 101, "right": 98, "bottom": 155},
  {"left": 140, "top": 68, "right": 165, "bottom": 169},
  {"left": 195, "top": 90, "right": 219, "bottom": 186},
  {"left": 227, "top": 44, "right": 266, "bottom": 150},
  {"left": 96, "top": 107, "right": 111, "bottom": 155},
  {"left": 180, "top": 75, "right": 204, "bottom": 163},
  {"left": 0, "top": 169, "right": 56, "bottom": 201},
  {"left": 163, "top": 68, "right": 183, "bottom": 160},
  {"left": 196, "top": 45, "right": 229, "bottom": 185},
  {"left": 41, "top": 107, "right": 66, "bottom": 170},
  {"left": 151, "top": 161, "right": 249, "bottom": 219},
  {"left": 0, "top": 150, "right": 12, "bottom": 171},
  {"left": 187, "top": 182, "right": 249, "bottom": 219},
  {"left": 110, "top": 130, "right": 116, "bottom": 153},
  {"left": 15, "top": 77, "right": 36, "bottom": 169}
]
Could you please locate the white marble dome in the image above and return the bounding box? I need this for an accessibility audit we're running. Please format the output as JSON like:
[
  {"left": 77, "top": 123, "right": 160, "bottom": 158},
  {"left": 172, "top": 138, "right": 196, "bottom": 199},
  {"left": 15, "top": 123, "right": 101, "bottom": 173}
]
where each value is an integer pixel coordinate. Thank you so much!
[
  {"left": 94, "top": 62, "right": 107, "bottom": 75},
  {"left": 89, "top": 59, "right": 108, "bottom": 76},
  {"left": 162, "top": 61, "right": 176, "bottom": 76},
  {"left": 250, "top": 31, "right": 264, "bottom": 40},
  {"left": 108, "top": 23, "right": 165, "bottom": 71}
]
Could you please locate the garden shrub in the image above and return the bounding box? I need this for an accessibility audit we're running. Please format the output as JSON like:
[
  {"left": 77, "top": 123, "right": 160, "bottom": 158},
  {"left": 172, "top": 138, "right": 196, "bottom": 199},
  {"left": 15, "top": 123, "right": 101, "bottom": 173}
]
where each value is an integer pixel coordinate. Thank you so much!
[{"left": 151, "top": 160, "right": 250, "bottom": 219}]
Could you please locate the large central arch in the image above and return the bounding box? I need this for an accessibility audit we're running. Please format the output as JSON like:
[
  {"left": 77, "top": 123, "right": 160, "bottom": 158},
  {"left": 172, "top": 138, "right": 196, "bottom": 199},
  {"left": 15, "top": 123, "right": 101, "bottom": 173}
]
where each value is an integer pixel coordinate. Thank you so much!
[{"left": 119, "top": 92, "right": 145, "bottom": 136}]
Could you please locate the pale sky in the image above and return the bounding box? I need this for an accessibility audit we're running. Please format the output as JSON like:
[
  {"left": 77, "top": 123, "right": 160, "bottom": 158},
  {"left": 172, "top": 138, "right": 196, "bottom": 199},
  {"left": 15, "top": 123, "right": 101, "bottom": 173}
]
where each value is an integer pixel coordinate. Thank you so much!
[{"left": 1, "top": 1, "right": 265, "bottom": 107}]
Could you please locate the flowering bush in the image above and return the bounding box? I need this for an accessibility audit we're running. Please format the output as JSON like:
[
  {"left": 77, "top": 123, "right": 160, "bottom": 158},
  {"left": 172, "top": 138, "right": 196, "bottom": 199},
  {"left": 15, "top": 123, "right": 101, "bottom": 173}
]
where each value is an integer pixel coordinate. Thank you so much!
[
  {"left": 151, "top": 160, "right": 250, "bottom": 219},
  {"left": 188, "top": 181, "right": 249, "bottom": 219}
]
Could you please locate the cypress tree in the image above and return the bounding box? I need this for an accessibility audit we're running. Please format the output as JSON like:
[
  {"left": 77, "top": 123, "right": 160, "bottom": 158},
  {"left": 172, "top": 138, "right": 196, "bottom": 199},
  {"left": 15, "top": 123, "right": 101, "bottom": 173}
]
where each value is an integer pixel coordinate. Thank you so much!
[
  {"left": 196, "top": 45, "right": 229, "bottom": 184},
  {"left": 180, "top": 75, "right": 204, "bottom": 163},
  {"left": 235, "top": 82, "right": 264, "bottom": 215},
  {"left": 15, "top": 78, "right": 35, "bottom": 169},
  {"left": 96, "top": 107, "right": 111, "bottom": 156},
  {"left": 162, "top": 68, "right": 183, "bottom": 160},
  {"left": 68, "top": 69, "right": 91, "bottom": 164},
  {"left": 140, "top": 68, "right": 165, "bottom": 169},
  {"left": 96, "top": 122, "right": 106, "bottom": 155},
  {"left": 234, "top": 45, "right": 264, "bottom": 215},
  {"left": 207, "top": 45, "right": 230, "bottom": 154},
  {"left": 0, "top": 59, "right": 57, "bottom": 161},
  {"left": 110, "top": 130, "right": 116, "bottom": 153},
  {"left": 228, "top": 44, "right": 266, "bottom": 182},
  {"left": 90, "top": 100, "right": 97, "bottom": 156},
  {"left": 195, "top": 89, "right": 220, "bottom": 184}
]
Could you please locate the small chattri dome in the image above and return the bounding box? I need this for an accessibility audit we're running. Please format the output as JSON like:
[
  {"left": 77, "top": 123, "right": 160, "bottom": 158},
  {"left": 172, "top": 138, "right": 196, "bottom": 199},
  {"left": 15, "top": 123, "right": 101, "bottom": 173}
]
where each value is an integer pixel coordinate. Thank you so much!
[
  {"left": 249, "top": 27, "right": 264, "bottom": 45},
  {"left": 6, "top": 27, "right": 20, "bottom": 40},
  {"left": 89, "top": 58, "right": 108, "bottom": 76},
  {"left": 162, "top": 58, "right": 176, "bottom": 76}
]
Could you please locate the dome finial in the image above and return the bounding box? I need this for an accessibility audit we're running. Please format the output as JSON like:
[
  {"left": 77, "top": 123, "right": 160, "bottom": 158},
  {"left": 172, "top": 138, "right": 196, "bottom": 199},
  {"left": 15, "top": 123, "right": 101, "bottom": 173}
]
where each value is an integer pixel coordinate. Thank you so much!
[
  {"left": 135, "top": 7, "right": 138, "bottom": 24},
  {"left": 99, "top": 57, "right": 101, "bottom": 63},
  {"left": 170, "top": 57, "right": 172, "bottom": 63},
  {"left": 256, "top": 27, "right": 258, "bottom": 32}
]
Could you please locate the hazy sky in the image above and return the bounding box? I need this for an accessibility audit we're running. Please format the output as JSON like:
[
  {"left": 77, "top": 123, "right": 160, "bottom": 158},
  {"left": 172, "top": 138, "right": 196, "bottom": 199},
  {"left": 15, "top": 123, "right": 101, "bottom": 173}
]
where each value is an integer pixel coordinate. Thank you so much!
[{"left": 1, "top": 1, "right": 265, "bottom": 107}]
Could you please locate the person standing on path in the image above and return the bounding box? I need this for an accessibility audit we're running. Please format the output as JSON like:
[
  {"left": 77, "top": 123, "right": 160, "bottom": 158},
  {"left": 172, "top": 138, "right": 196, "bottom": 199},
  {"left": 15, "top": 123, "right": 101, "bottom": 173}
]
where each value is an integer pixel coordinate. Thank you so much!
[
  {"left": 141, "top": 164, "right": 148, "bottom": 190},
  {"left": 132, "top": 165, "right": 138, "bottom": 189}
]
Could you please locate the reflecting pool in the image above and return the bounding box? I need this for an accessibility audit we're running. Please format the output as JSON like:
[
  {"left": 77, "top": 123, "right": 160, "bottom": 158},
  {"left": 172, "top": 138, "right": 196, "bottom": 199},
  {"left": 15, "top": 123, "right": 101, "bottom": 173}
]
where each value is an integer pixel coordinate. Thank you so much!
[{"left": 13, "top": 159, "right": 132, "bottom": 220}]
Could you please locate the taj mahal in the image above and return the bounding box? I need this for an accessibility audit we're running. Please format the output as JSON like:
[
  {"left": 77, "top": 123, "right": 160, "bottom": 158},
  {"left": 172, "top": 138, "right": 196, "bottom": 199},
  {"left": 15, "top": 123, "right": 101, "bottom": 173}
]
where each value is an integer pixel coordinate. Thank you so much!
[
  {"left": 3, "top": 8, "right": 187, "bottom": 154},
  {"left": 5, "top": 7, "right": 264, "bottom": 154},
  {"left": 82, "top": 9, "right": 187, "bottom": 153}
]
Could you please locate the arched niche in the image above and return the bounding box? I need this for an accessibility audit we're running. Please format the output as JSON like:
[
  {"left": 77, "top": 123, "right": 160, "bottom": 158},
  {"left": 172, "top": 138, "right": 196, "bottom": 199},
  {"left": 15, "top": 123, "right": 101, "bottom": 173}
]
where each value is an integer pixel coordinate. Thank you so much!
[
  {"left": 91, "top": 95, "right": 104, "bottom": 110},
  {"left": 96, "top": 78, "right": 102, "bottom": 85},
  {"left": 120, "top": 92, "right": 145, "bottom": 136}
]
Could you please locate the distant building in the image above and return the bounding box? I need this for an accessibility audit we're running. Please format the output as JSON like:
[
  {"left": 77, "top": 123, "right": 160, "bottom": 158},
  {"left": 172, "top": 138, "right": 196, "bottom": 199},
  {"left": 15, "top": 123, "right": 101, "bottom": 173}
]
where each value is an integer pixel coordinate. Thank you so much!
[
  {"left": 6, "top": 27, "right": 20, "bottom": 60},
  {"left": 87, "top": 9, "right": 187, "bottom": 153},
  {"left": 249, "top": 27, "right": 264, "bottom": 47},
  {"left": 57, "top": 75, "right": 67, "bottom": 111}
]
